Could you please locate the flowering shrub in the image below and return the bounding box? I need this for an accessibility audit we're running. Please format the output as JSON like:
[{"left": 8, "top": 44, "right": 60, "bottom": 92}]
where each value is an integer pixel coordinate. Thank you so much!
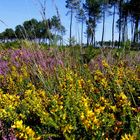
[{"left": 0, "top": 46, "right": 140, "bottom": 139}]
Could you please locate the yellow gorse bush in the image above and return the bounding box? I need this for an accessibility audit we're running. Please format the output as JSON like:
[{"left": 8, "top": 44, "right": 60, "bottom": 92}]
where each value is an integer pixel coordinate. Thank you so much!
[
  {"left": 12, "top": 120, "right": 41, "bottom": 140},
  {"left": 121, "top": 133, "right": 136, "bottom": 140}
]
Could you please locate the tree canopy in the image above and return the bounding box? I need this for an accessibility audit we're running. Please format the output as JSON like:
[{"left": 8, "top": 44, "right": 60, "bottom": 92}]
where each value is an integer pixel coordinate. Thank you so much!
[{"left": 0, "top": 17, "right": 66, "bottom": 45}]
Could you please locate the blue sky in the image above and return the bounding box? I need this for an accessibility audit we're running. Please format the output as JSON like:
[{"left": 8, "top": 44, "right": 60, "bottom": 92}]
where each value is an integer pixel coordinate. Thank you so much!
[{"left": 0, "top": 0, "right": 129, "bottom": 43}]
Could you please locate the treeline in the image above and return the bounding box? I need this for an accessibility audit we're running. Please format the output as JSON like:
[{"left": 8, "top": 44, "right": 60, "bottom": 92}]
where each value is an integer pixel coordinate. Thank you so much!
[
  {"left": 66, "top": 0, "right": 140, "bottom": 48},
  {"left": 1, "top": 0, "right": 140, "bottom": 48},
  {"left": 0, "top": 16, "right": 66, "bottom": 45}
]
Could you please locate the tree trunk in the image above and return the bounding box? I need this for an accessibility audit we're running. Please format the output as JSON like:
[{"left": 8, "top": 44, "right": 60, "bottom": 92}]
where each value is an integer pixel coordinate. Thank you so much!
[
  {"left": 81, "top": 19, "right": 84, "bottom": 46},
  {"left": 87, "top": 34, "right": 89, "bottom": 46},
  {"left": 93, "top": 16, "right": 96, "bottom": 47},
  {"left": 91, "top": 32, "right": 94, "bottom": 46},
  {"left": 101, "top": 10, "right": 105, "bottom": 47},
  {"left": 112, "top": 4, "right": 115, "bottom": 48},
  {"left": 118, "top": 0, "right": 122, "bottom": 48},
  {"left": 69, "top": 8, "right": 73, "bottom": 46},
  {"left": 124, "top": 15, "right": 128, "bottom": 42},
  {"left": 134, "top": 17, "right": 139, "bottom": 43},
  {"left": 125, "top": 0, "right": 128, "bottom": 42},
  {"left": 94, "top": 31, "right": 96, "bottom": 47},
  {"left": 131, "top": 18, "right": 134, "bottom": 43},
  {"left": 139, "top": 26, "right": 140, "bottom": 43}
]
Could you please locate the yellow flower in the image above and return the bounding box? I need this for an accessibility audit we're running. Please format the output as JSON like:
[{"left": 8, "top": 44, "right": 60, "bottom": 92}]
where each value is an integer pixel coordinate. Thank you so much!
[
  {"left": 63, "top": 125, "right": 73, "bottom": 133},
  {"left": 78, "top": 79, "right": 84, "bottom": 88},
  {"left": 115, "top": 79, "right": 123, "bottom": 85},
  {"left": 110, "top": 105, "right": 117, "bottom": 112},
  {"left": 18, "top": 75, "right": 23, "bottom": 83},
  {"left": 19, "top": 113, "right": 25, "bottom": 119},
  {"left": 12, "top": 120, "right": 23, "bottom": 129},
  {"left": 121, "top": 133, "right": 136, "bottom": 140},
  {"left": 25, "top": 126, "right": 35, "bottom": 137},
  {"left": 0, "top": 88, "right": 3, "bottom": 94},
  {"left": 59, "top": 105, "right": 63, "bottom": 110},
  {"left": 92, "top": 116, "right": 99, "bottom": 126},
  {"left": 83, "top": 64, "right": 88, "bottom": 68},
  {"left": 100, "top": 96, "right": 107, "bottom": 103},
  {"left": 62, "top": 113, "right": 66, "bottom": 120},
  {"left": 80, "top": 112, "right": 85, "bottom": 120},
  {"left": 94, "top": 106, "right": 105, "bottom": 114},
  {"left": 95, "top": 70, "right": 103, "bottom": 76},
  {"left": 120, "top": 92, "right": 127, "bottom": 100},
  {"left": 100, "top": 78, "right": 108, "bottom": 88},
  {"left": 25, "top": 89, "right": 32, "bottom": 95},
  {"left": 94, "top": 75, "right": 98, "bottom": 80},
  {"left": 83, "top": 120, "right": 90, "bottom": 128},
  {"left": 18, "top": 133, "right": 24, "bottom": 139},
  {"left": 86, "top": 110, "right": 94, "bottom": 118},
  {"left": 102, "top": 60, "right": 109, "bottom": 68}
]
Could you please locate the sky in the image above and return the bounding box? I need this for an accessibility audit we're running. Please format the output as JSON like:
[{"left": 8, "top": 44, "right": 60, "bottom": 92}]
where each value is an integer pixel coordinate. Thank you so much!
[{"left": 0, "top": 0, "right": 130, "bottom": 44}]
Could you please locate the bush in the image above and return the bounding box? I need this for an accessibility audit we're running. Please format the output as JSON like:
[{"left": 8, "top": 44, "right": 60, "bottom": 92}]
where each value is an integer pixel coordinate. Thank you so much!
[{"left": 0, "top": 45, "right": 140, "bottom": 139}]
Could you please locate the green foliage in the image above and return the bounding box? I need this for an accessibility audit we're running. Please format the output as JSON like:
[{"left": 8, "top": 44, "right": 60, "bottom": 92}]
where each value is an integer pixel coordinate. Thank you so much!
[
  {"left": 123, "top": 40, "right": 131, "bottom": 51},
  {"left": 68, "top": 36, "right": 77, "bottom": 46},
  {"left": 0, "top": 17, "right": 66, "bottom": 46},
  {"left": 0, "top": 41, "right": 21, "bottom": 49},
  {"left": 81, "top": 46, "right": 100, "bottom": 63}
]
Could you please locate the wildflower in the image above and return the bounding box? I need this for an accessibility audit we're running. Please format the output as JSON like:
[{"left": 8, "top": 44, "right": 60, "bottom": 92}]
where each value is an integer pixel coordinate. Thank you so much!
[
  {"left": 59, "top": 105, "right": 63, "bottom": 110},
  {"left": 94, "top": 75, "right": 98, "bottom": 80},
  {"left": 87, "top": 110, "right": 94, "bottom": 118},
  {"left": 100, "top": 96, "right": 107, "bottom": 103},
  {"left": 0, "top": 89, "right": 3, "bottom": 94},
  {"left": 12, "top": 120, "right": 23, "bottom": 129},
  {"left": 121, "top": 133, "right": 136, "bottom": 140},
  {"left": 83, "top": 64, "right": 88, "bottom": 68},
  {"left": 78, "top": 79, "right": 84, "bottom": 88},
  {"left": 92, "top": 116, "right": 100, "bottom": 127},
  {"left": 25, "top": 126, "right": 35, "bottom": 137},
  {"left": 62, "top": 113, "right": 66, "bottom": 120},
  {"left": 95, "top": 70, "right": 103, "bottom": 76},
  {"left": 25, "top": 89, "right": 32, "bottom": 95},
  {"left": 100, "top": 78, "right": 108, "bottom": 88},
  {"left": 110, "top": 105, "right": 117, "bottom": 112},
  {"left": 63, "top": 125, "right": 73, "bottom": 133},
  {"left": 83, "top": 120, "right": 90, "bottom": 128},
  {"left": 115, "top": 79, "right": 123, "bottom": 85},
  {"left": 94, "top": 106, "right": 105, "bottom": 114},
  {"left": 120, "top": 92, "right": 127, "bottom": 100},
  {"left": 80, "top": 112, "right": 85, "bottom": 120},
  {"left": 102, "top": 60, "right": 109, "bottom": 68}
]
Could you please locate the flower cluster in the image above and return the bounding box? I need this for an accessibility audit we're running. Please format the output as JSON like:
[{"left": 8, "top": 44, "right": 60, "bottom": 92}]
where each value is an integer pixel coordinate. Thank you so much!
[{"left": 12, "top": 120, "right": 41, "bottom": 140}]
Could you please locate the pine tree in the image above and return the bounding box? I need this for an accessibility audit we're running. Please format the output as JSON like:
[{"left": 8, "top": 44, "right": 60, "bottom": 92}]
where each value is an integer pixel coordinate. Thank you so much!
[{"left": 66, "top": 0, "right": 81, "bottom": 46}]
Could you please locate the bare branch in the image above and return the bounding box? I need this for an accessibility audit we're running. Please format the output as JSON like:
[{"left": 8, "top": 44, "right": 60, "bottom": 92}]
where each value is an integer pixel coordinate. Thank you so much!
[{"left": 0, "top": 19, "right": 8, "bottom": 27}]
